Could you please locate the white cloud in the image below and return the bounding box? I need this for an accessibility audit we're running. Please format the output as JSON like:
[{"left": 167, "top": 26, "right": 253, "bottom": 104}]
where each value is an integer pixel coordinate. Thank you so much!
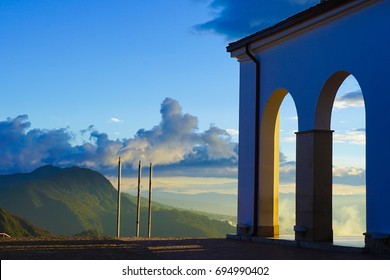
[
  {"left": 279, "top": 194, "right": 295, "bottom": 235},
  {"left": 279, "top": 183, "right": 296, "bottom": 194},
  {"left": 333, "top": 90, "right": 364, "bottom": 110},
  {"left": 279, "top": 191, "right": 366, "bottom": 236},
  {"left": 280, "top": 129, "right": 297, "bottom": 143},
  {"left": 278, "top": 191, "right": 367, "bottom": 236},
  {"left": 0, "top": 98, "right": 238, "bottom": 177},
  {"left": 333, "top": 184, "right": 366, "bottom": 195},
  {"left": 281, "top": 136, "right": 296, "bottom": 143},
  {"left": 109, "top": 117, "right": 123, "bottom": 123},
  {"left": 279, "top": 183, "right": 366, "bottom": 196},
  {"left": 334, "top": 128, "right": 365, "bottom": 145},
  {"left": 333, "top": 205, "right": 366, "bottom": 236},
  {"left": 280, "top": 161, "right": 365, "bottom": 186},
  {"left": 226, "top": 128, "right": 239, "bottom": 136},
  {"left": 333, "top": 166, "right": 364, "bottom": 177}
]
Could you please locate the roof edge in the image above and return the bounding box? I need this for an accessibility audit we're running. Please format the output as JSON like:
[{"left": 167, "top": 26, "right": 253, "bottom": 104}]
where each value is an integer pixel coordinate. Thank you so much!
[{"left": 226, "top": 0, "right": 357, "bottom": 53}]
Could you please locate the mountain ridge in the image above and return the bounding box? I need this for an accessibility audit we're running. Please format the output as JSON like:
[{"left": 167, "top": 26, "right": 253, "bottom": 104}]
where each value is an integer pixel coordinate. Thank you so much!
[{"left": 0, "top": 165, "right": 234, "bottom": 237}]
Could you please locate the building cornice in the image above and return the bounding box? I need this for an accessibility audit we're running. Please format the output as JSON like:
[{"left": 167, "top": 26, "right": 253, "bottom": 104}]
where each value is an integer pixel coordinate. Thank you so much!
[{"left": 227, "top": 0, "right": 377, "bottom": 59}]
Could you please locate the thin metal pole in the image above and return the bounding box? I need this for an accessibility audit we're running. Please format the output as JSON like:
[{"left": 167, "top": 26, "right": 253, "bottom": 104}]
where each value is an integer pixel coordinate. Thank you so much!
[
  {"left": 136, "top": 160, "right": 141, "bottom": 237},
  {"left": 116, "top": 157, "right": 122, "bottom": 238},
  {"left": 147, "top": 162, "right": 153, "bottom": 238}
]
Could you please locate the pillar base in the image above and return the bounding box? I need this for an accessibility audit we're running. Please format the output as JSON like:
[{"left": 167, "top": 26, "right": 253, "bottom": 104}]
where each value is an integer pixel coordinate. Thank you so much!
[
  {"left": 294, "top": 226, "right": 333, "bottom": 242},
  {"left": 236, "top": 224, "right": 279, "bottom": 237},
  {"left": 236, "top": 224, "right": 252, "bottom": 237},
  {"left": 365, "top": 232, "right": 390, "bottom": 254},
  {"left": 256, "top": 225, "right": 279, "bottom": 237}
]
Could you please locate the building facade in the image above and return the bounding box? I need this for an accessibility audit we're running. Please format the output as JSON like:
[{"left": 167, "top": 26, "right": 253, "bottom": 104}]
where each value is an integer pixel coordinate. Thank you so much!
[{"left": 227, "top": 0, "right": 390, "bottom": 252}]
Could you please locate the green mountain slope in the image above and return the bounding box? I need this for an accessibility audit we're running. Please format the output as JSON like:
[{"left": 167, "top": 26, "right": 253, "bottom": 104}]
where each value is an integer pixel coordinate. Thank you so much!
[
  {"left": 0, "top": 207, "right": 51, "bottom": 237},
  {"left": 0, "top": 165, "right": 234, "bottom": 237}
]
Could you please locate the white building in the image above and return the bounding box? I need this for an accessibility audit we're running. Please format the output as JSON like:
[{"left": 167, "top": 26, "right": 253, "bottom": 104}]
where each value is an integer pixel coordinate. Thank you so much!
[{"left": 227, "top": 0, "right": 390, "bottom": 253}]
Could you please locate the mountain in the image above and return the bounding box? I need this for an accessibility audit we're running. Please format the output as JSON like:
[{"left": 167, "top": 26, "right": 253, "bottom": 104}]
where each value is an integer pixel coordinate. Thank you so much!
[
  {"left": 0, "top": 207, "right": 51, "bottom": 237},
  {"left": 0, "top": 165, "right": 235, "bottom": 237}
]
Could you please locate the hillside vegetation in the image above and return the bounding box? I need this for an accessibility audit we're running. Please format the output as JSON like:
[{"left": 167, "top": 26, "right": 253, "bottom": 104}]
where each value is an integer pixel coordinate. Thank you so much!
[
  {"left": 0, "top": 207, "right": 51, "bottom": 237},
  {"left": 0, "top": 165, "right": 234, "bottom": 237}
]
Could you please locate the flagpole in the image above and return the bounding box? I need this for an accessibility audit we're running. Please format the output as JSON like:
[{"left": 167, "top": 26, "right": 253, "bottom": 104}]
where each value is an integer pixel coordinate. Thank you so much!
[
  {"left": 116, "top": 157, "right": 122, "bottom": 238},
  {"left": 136, "top": 160, "right": 141, "bottom": 237},
  {"left": 147, "top": 162, "right": 153, "bottom": 238}
]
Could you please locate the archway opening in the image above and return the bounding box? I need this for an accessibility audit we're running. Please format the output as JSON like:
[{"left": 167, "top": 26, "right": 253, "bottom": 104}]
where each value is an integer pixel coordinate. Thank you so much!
[
  {"left": 259, "top": 89, "right": 297, "bottom": 238},
  {"left": 315, "top": 71, "right": 366, "bottom": 245},
  {"left": 331, "top": 74, "right": 366, "bottom": 247},
  {"left": 278, "top": 93, "right": 297, "bottom": 239}
]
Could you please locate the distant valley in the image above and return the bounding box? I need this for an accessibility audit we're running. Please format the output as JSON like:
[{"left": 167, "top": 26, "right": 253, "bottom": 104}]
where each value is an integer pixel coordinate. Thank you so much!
[
  {"left": 0, "top": 165, "right": 235, "bottom": 238},
  {"left": 143, "top": 191, "right": 237, "bottom": 222}
]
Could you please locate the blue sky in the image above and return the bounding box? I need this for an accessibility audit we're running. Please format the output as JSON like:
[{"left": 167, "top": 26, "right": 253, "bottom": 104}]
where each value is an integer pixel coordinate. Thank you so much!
[
  {"left": 0, "top": 0, "right": 238, "bottom": 138},
  {"left": 0, "top": 0, "right": 309, "bottom": 173},
  {"left": 0, "top": 0, "right": 365, "bottom": 192},
  {"left": 0, "top": 0, "right": 368, "bottom": 236}
]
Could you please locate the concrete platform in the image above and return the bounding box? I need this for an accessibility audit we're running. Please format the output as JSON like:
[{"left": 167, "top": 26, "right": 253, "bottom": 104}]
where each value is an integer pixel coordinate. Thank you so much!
[{"left": 1, "top": 237, "right": 389, "bottom": 260}]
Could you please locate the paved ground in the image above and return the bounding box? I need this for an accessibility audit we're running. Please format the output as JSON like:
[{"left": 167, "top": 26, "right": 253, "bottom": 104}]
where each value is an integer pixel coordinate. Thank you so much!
[{"left": 1, "top": 237, "right": 389, "bottom": 260}]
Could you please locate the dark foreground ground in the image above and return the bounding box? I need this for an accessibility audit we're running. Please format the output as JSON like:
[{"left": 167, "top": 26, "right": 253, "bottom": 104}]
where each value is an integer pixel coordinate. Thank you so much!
[{"left": 1, "top": 237, "right": 389, "bottom": 260}]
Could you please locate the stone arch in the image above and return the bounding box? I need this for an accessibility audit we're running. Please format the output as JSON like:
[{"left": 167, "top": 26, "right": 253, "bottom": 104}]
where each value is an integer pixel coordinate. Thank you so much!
[
  {"left": 317, "top": 72, "right": 366, "bottom": 241},
  {"left": 315, "top": 71, "right": 351, "bottom": 130},
  {"left": 301, "top": 71, "right": 367, "bottom": 243},
  {"left": 258, "top": 88, "right": 297, "bottom": 237}
]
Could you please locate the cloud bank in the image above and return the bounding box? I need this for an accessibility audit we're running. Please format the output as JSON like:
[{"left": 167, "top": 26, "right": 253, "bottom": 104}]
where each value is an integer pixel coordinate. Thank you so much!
[
  {"left": 194, "top": 0, "right": 318, "bottom": 40},
  {"left": 334, "top": 128, "right": 365, "bottom": 145},
  {"left": 0, "top": 95, "right": 365, "bottom": 188},
  {"left": 279, "top": 161, "right": 365, "bottom": 186},
  {"left": 279, "top": 193, "right": 366, "bottom": 236},
  {"left": 333, "top": 90, "right": 365, "bottom": 110},
  {"left": 0, "top": 98, "right": 238, "bottom": 177}
]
